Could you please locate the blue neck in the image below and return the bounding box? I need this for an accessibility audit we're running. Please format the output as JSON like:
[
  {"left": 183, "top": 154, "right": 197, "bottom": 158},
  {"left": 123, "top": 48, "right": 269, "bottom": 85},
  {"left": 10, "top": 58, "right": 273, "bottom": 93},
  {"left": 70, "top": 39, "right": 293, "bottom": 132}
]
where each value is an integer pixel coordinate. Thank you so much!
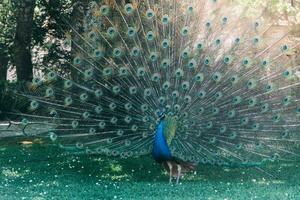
[{"left": 152, "top": 120, "right": 172, "bottom": 162}]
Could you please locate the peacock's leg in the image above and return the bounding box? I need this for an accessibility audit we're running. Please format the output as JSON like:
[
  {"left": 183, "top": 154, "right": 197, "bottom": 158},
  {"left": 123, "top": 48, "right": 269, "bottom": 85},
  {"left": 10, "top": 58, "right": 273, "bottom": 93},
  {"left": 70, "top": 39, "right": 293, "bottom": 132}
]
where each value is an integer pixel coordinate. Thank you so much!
[
  {"left": 176, "top": 164, "right": 182, "bottom": 184},
  {"left": 166, "top": 161, "right": 173, "bottom": 184}
]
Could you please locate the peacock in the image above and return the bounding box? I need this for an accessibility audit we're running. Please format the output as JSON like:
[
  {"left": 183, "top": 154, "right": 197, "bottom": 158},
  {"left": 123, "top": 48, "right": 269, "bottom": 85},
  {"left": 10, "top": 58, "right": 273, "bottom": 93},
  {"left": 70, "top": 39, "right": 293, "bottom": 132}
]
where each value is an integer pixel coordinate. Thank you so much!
[{"left": 1, "top": 0, "right": 300, "bottom": 184}]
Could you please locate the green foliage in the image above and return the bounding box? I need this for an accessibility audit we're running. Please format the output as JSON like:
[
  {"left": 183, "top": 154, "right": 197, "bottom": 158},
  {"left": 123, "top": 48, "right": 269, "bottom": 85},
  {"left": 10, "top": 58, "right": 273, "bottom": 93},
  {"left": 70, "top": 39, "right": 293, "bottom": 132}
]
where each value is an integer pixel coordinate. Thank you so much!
[
  {"left": 0, "top": 0, "right": 74, "bottom": 79},
  {"left": 31, "top": 0, "right": 74, "bottom": 76},
  {"left": 0, "top": 80, "right": 29, "bottom": 120},
  {"left": 0, "top": 81, "right": 16, "bottom": 119},
  {"left": 0, "top": 0, "right": 16, "bottom": 57}
]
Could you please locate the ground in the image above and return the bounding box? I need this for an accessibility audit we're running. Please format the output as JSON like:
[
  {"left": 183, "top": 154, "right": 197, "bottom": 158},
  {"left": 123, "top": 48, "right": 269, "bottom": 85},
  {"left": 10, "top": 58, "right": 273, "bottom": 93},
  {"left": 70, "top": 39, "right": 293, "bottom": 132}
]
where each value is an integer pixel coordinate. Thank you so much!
[{"left": 0, "top": 141, "right": 299, "bottom": 200}]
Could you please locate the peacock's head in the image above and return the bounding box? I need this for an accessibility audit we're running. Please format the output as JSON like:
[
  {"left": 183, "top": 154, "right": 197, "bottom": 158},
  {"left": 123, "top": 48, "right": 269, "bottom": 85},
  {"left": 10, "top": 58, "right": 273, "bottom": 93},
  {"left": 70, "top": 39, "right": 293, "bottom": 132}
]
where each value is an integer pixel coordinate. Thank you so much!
[
  {"left": 158, "top": 112, "right": 165, "bottom": 120},
  {"left": 156, "top": 110, "right": 166, "bottom": 123}
]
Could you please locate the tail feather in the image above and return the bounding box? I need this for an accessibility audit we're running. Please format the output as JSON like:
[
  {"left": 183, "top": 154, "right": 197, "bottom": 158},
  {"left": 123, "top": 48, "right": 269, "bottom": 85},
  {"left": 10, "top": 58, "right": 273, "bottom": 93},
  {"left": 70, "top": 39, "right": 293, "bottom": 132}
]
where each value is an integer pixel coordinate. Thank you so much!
[{"left": 2, "top": 0, "right": 300, "bottom": 166}]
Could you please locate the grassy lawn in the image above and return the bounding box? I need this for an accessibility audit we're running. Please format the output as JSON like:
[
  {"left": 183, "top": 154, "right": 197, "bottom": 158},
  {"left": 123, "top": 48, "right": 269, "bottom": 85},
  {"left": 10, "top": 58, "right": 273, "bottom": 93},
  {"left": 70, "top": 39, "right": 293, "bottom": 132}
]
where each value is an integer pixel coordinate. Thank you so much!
[{"left": 0, "top": 140, "right": 299, "bottom": 200}]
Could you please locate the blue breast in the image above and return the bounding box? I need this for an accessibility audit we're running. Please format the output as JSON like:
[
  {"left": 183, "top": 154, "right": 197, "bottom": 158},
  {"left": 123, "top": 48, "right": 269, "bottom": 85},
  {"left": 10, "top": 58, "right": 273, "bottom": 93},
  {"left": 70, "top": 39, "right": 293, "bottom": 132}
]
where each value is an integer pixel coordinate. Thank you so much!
[{"left": 152, "top": 120, "right": 172, "bottom": 162}]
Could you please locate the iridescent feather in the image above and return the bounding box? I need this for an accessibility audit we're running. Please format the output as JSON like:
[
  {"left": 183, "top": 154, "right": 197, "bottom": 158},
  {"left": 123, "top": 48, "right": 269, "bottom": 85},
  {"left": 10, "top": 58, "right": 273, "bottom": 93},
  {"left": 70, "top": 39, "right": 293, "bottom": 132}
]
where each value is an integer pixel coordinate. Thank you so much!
[{"left": 1, "top": 0, "right": 300, "bottom": 183}]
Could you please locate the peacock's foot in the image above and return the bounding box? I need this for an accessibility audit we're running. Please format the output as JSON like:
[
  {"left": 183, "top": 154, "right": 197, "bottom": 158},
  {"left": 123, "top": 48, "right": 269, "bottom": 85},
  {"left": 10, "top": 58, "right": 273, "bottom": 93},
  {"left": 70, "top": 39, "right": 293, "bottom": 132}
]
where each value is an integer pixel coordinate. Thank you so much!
[
  {"left": 165, "top": 161, "right": 183, "bottom": 184},
  {"left": 176, "top": 164, "right": 182, "bottom": 184}
]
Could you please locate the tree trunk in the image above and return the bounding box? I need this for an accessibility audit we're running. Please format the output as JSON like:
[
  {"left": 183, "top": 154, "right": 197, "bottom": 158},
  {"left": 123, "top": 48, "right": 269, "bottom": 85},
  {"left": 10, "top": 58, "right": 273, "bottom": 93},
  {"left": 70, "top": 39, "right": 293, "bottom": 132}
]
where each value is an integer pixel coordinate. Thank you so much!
[
  {"left": 0, "top": 47, "right": 8, "bottom": 81},
  {"left": 13, "top": 0, "right": 35, "bottom": 82}
]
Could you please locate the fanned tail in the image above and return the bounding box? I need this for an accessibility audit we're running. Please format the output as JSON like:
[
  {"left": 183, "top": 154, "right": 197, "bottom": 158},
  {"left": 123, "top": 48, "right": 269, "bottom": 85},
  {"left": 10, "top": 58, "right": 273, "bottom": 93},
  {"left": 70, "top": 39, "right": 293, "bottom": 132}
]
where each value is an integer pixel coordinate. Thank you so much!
[{"left": 2, "top": 0, "right": 300, "bottom": 165}]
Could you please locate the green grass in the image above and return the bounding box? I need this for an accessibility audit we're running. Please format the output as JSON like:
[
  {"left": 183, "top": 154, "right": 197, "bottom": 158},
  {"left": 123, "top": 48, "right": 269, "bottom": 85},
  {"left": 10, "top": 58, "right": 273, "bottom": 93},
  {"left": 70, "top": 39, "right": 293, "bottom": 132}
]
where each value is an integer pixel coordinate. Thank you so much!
[{"left": 0, "top": 142, "right": 299, "bottom": 200}]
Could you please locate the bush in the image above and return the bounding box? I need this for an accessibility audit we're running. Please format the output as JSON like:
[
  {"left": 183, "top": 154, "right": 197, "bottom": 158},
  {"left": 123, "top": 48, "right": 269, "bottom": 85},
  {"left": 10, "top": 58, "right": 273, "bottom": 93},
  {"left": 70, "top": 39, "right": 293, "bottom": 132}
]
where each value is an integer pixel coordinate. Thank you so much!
[{"left": 0, "top": 80, "right": 27, "bottom": 120}]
